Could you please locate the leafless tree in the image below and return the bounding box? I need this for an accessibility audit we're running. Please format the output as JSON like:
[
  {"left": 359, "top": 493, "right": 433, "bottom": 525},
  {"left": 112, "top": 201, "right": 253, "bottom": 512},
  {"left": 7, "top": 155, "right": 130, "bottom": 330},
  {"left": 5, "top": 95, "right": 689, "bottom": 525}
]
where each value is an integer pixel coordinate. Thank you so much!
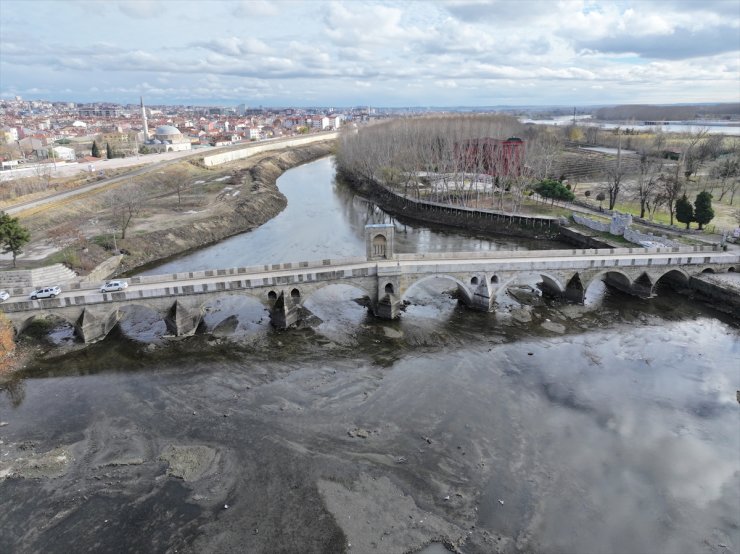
[
  {"left": 633, "top": 152, "right": 663, "bottom": 218},
  {"left": 658, "top": 171, "right": 682, "bottom": 226},
  {"left": 604, "top": 127, "right": 626, "bottom": 210},
  {"left": 151, "top": 166, "right": 191, "bottom": 206},
  {"left": 109, "top": 184, "right": 143, "bottom": 239},
  {"left": 710, "top": 151, "right": 739, "bottom": 204}
]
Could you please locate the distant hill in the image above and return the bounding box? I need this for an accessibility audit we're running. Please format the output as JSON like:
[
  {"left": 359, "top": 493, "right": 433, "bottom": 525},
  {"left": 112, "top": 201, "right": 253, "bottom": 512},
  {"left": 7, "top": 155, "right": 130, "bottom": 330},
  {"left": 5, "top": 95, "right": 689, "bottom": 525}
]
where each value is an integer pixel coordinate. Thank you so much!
[{"left": 594, "top": 103, "right": 740, "bottom": 121}]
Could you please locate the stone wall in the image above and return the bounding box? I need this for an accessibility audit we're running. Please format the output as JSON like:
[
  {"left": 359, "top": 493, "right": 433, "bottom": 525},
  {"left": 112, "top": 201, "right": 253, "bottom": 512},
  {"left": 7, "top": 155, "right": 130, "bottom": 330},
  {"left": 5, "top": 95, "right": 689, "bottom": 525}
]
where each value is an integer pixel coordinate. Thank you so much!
[
  {"left": 572, "top": 212, "right": 680, "bottom": 247},
  {"left": 341, "top": 172, "right": 562, "bottom": 240},
  {"left": 623, "top": 227, "right": 680, "bottom": 248},
  {"left": 78, "top": 255, "right": 123, "bottom": 285},
  {"left": 202, "top": 132, "right": 339, "bottom": 167},
  {"left": 572, "top": 213, "right": 610, "bottom": 232}
]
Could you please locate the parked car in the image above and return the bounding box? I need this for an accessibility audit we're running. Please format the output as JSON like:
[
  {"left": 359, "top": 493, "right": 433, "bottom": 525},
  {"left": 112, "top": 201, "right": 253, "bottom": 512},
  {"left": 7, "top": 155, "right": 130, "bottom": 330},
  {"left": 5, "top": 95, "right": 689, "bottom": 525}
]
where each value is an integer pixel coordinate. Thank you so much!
[
  {"left": 100, "top": 280, "right": 128, "bottom": 293},
  {"left": 0, "top": 290, "right": 9, "bottom": 302},
  {"left": 29, "top": 286, "right": 61, "bottom": 300}
]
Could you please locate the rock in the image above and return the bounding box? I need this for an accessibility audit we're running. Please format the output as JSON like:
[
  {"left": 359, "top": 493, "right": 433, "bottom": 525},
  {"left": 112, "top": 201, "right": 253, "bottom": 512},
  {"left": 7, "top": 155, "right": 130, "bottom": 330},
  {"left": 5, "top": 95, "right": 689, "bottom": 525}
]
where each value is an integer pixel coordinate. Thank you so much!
[{"left": 541, "top": 321, "right": 566, "bottom": 334}]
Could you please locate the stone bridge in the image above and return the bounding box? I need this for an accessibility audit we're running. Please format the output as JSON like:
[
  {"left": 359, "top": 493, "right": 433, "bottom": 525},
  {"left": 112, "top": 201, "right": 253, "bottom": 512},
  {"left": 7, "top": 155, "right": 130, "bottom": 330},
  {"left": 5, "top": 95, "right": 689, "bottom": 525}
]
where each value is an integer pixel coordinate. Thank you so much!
[{"left": 1, "top": 225, "right": 737, "bottom": 343}]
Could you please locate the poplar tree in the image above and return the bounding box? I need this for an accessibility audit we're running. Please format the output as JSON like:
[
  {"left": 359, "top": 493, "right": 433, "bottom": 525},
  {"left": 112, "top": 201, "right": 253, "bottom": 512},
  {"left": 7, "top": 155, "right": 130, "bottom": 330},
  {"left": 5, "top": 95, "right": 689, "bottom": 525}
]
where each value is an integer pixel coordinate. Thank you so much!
[{"left": 91, "top": 140, "right": 100, "bottom": 158}]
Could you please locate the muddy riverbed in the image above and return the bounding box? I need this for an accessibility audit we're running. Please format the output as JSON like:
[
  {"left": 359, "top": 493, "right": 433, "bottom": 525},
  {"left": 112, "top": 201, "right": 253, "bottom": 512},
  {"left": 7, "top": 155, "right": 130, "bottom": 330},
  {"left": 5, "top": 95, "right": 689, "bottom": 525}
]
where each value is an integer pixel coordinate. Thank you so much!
[{"left": 1, "top": 158, "right": 738, "bottom": 554}]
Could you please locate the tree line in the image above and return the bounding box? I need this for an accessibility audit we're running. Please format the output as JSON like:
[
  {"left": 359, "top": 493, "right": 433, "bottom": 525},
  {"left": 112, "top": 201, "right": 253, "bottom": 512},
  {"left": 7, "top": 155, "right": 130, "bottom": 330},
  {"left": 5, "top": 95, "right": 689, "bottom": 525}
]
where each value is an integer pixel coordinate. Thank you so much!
[
  {"left": 338, "top": 116, "right": 738, "bottom": 230},
  {"left": 336, "top": 115, "right": 565, "bottom": 212}
]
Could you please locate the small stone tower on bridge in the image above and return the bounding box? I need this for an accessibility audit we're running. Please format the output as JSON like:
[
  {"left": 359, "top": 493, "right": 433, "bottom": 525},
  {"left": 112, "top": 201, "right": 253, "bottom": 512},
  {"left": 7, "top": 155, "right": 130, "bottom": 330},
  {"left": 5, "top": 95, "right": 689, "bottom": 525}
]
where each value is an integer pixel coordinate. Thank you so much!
[{"left": 365, "top": 223, "right": 394, "bottom": 260}]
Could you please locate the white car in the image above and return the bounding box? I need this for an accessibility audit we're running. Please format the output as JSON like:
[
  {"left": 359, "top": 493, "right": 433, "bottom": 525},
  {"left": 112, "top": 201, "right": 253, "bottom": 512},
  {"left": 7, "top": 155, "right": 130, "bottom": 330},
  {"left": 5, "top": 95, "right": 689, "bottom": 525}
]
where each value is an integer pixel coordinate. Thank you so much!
[
  {"left": 0, "top": 290, "right": 9, "bottom": 303},
  {"left": 101, "top": 280, "right": 128, "bottom": 293},
  {"left": 29, "top": 286, "right": 61, "bottom": 300}
]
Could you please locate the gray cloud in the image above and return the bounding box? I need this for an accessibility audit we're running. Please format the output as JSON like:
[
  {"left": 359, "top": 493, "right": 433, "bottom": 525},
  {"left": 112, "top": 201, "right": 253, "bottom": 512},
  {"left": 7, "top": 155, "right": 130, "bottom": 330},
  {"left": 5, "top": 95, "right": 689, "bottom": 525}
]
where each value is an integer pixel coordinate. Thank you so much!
[{"left": 576, "top": 26, "right": 740, "bottom": 60}]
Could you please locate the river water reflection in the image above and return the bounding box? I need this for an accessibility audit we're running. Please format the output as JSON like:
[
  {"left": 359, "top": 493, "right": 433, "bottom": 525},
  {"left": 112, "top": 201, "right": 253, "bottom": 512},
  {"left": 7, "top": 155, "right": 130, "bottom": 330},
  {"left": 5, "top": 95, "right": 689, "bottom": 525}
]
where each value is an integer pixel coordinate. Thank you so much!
[
  {"left": 140, "top": 157, "right": 566, "bottom": 274},
  {"left": 1, "top": 157, "right": 738, "bottom": 554}
]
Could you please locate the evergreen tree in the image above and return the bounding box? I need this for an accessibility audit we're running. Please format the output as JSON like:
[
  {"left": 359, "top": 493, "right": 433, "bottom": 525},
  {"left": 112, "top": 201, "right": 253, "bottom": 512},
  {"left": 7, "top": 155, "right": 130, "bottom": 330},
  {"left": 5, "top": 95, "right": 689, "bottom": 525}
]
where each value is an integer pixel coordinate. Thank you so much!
[
  {"left": 106, "top": 142, "right": 113, "bottom": 159},
  {"left": 694, "top": 191, "right": 715, "bottom": 230},
  {"left": 675, "top": 193, "right": 694, "bottom": 229},
  {"left": 0, "top": 212, "right": 31, "bottom": 268},
  {"left": 91, "top": 140, "right": 100, "bottom": 158},
  {"left": 534, "top": 179, "right": 575, "bottom": 203}
]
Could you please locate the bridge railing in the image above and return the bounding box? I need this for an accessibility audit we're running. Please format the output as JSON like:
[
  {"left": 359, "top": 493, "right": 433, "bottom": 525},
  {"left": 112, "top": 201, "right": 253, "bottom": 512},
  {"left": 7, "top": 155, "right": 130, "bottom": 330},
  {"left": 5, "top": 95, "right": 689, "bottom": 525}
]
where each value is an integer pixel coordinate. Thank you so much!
[
  {"left": 122, "top": 257, "right": 369, "bottom": 288},
  {"left": 394, "top": 244, "right": 721, "bottom": 262}
]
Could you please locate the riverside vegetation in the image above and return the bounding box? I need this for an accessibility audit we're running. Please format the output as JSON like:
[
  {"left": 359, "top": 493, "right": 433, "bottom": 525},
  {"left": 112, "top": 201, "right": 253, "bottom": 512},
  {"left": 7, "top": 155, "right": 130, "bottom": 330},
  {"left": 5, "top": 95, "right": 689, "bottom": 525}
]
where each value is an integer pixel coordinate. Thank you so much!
[{"left": 336, "top": 115, "right": 740, "bottom": 233}]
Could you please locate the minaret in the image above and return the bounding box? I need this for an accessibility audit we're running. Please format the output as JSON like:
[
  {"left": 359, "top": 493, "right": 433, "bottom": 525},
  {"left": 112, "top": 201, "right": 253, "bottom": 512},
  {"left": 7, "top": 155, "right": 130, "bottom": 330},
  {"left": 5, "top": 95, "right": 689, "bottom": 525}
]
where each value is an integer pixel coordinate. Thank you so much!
[{"left": 140, "top": 96, "right": 149, "bottom": 138}]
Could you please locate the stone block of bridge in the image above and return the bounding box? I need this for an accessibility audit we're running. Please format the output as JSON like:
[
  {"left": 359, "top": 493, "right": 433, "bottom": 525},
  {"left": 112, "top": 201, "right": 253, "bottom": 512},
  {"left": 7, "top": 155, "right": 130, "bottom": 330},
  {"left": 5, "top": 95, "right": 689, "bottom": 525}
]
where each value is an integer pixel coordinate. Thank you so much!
[
  {"left": 74, "top": 307, "right": 121, "bottom": 343},
  {"left": 164, "top": 300, "right": 202, "bottom": 337},
  {"left": 466, "top": 274, "right": 494, "bottom": 311},
  {"left": 374, "top": 266, "right": 402, "bottom": 319},
  {"left": 269, "top": 290, "right": 301, "bottom": 329}
]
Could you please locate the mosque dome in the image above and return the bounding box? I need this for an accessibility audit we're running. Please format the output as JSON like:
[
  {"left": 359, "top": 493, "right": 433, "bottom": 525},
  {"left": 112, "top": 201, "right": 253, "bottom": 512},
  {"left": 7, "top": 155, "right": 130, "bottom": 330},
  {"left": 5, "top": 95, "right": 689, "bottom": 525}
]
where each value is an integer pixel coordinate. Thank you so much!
[{"left": 155, "top": 125, "right": 181, "bottom": 137}]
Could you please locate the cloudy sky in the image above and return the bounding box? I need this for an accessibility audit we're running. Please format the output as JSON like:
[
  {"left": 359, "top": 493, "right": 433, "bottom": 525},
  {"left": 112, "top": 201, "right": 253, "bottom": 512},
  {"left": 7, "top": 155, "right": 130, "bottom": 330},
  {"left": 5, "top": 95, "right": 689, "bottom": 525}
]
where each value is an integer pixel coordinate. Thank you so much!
[{"left": 0, "top": 0, "right": 738, "bottom": 107}]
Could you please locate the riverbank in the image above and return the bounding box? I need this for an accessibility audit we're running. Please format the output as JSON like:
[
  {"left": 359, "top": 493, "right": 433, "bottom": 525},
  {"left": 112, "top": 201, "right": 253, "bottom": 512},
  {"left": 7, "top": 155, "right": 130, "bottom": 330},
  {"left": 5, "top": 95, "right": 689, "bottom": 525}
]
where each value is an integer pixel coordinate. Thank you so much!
[
  {"left": 1, "top": 141, "right": 335, "bottom": 278},
  {"left": 114, "top": 142, "right": 335, "bottom": 275}
]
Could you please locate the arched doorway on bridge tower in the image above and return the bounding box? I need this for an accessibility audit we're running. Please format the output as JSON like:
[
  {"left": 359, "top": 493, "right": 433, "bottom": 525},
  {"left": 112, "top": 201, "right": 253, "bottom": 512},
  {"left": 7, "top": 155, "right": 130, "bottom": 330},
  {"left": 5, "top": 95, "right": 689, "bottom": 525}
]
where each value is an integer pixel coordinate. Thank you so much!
[
  {"left": 365, "top": 224, "right": 394, "bottom": 260},
  {"left": 373, "top": 235, "right": 387, "bottom": 258}
]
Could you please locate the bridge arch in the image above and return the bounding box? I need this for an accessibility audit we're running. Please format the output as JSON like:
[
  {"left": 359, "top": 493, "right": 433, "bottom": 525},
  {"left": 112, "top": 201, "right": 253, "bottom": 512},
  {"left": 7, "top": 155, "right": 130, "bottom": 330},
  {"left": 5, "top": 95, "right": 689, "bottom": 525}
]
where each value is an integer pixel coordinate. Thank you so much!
[
  {"left": 198, "top": 293, "right": 269, "bottom": 331},
  {"left": 12, "top": 312, "right": 77, "bottom": 338},
  {"left": 402, "top": 274, "right": 473, "bottom": 305},
  {"left": 300, "top": 281, "right": 375, "bottom": 305},
  {"left": 582, "top": 269, "right": 634, "bottom": 297},
  {"left": 653, "top": 268, "right": 691, "bottom": 288}
]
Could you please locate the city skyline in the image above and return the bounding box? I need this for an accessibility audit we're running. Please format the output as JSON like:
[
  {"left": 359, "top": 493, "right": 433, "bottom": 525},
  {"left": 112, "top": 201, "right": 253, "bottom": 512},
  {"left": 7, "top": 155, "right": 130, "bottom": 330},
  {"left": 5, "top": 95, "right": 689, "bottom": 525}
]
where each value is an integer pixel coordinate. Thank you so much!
[{"left": 0, "top": 0, "right": 739, "bottom": 107}]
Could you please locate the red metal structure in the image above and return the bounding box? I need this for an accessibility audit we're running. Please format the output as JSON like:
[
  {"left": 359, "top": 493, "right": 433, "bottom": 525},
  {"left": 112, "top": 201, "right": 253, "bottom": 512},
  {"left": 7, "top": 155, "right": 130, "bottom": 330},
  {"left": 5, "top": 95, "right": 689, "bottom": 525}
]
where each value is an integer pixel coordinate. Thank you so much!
[{"left": 455, "top": 137, "right": 525, "bottom": 177}]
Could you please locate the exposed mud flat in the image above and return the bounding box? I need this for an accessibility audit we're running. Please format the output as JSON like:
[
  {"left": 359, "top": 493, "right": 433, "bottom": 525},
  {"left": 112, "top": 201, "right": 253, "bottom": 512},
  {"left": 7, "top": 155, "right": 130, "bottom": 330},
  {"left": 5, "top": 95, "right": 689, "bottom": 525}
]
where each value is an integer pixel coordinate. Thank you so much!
[{"left": 1, "top": 280, "right": 738, "bottom": 554}]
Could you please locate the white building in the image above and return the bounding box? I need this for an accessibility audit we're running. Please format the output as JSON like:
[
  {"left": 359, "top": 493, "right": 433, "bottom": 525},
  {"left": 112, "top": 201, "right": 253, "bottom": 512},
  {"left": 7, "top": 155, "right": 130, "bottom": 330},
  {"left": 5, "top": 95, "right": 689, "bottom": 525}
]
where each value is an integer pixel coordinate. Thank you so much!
[
  {"left": 144, "top": 125, "right": 192, "bottom": 152},
  {"left": 52, "top": 145, "right": 76, "bottom": 161}
]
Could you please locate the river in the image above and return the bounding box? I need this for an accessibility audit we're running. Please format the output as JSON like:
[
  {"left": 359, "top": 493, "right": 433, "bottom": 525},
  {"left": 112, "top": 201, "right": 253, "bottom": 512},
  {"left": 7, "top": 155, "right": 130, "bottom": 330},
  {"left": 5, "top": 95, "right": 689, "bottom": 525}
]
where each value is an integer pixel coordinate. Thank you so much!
[{"left": 1, "top": 157, "right": 738, "bottom": 554}]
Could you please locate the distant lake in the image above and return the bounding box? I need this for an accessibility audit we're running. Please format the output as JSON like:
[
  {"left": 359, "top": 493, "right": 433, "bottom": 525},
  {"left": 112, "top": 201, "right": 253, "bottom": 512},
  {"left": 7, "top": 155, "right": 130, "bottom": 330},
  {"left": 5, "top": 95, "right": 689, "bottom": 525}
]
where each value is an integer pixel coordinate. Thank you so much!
[{"left": 520, "top": 116, "right": 740, "bottom": 136}]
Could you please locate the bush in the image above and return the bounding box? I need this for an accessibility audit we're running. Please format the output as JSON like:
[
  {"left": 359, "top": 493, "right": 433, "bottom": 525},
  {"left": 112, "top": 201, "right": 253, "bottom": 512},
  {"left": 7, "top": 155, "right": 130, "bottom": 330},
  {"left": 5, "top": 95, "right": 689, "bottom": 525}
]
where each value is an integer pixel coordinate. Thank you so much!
[{"left": 535, "top": 179, "right": 575, "bottom": 202}]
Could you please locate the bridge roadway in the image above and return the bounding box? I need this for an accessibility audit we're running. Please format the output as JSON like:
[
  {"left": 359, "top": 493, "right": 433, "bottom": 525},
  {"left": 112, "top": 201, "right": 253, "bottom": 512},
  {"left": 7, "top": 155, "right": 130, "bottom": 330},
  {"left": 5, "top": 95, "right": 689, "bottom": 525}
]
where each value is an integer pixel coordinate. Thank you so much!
[{"left": 1, "top": 245, "right": 738, "bottom": 343}]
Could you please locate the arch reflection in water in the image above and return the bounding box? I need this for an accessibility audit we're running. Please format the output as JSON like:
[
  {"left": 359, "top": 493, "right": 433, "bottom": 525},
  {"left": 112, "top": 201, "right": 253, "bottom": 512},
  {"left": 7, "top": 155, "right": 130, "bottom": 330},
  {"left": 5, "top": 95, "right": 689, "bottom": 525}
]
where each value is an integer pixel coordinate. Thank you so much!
[
  {"left": 117, "top": 305, "right": 168, "bottom": 343},
  {"left": 301, "top": 284, "right": 372, "bottom": 344},
  {"left": 201, "top": 296, "right": 270, "bottom": 337}
]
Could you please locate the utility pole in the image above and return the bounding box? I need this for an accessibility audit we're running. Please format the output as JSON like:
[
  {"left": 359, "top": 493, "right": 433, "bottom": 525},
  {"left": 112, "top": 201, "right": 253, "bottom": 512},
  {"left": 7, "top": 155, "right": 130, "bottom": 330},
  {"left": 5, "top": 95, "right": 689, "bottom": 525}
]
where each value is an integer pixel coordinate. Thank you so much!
[{"left": 573, "top": 107, "right": 576, "bottom": 126}]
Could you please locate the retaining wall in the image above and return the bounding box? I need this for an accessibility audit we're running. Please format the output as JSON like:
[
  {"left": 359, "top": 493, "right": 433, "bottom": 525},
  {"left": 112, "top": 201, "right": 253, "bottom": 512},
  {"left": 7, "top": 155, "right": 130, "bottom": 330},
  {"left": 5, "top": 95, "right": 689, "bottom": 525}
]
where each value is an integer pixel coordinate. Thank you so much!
[
  {"left": 202, "top": 132, "right": 339, "bottom": 167},
  {"left": 342, "top": 172, "right": 562, "bottom": 240}
]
